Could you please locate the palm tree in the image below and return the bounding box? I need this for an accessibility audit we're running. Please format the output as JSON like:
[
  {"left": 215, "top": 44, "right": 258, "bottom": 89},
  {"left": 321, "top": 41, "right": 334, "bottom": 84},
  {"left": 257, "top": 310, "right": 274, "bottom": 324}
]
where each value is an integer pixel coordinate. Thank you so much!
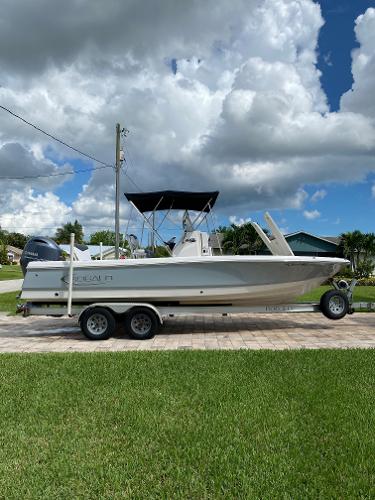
[
  {"left": 340, "top": 230, "right": 366, "bottom": 271},
  {"left": 363, "top": 233, "right": 375, "bottom": 261},
  {"left": 55, "top": 220, "right": 84, "bottom": 244},
  {"left": 222, "top": 222, "right": 263, "bottom": 255}
]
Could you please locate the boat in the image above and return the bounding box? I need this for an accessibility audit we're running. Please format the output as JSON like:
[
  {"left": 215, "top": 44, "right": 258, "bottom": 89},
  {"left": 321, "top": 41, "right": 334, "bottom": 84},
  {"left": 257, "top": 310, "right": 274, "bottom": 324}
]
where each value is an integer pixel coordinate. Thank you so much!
[{"left": 20, "top": 191, "right": 349, "bottom": 307}]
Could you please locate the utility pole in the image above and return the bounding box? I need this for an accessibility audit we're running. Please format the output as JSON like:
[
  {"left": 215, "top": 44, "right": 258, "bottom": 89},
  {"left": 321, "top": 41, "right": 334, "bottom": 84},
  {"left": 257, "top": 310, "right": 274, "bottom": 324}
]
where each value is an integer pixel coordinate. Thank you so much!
[
  {"left": 115, "top": 123, "right": 121, "bottom": 259},
  {"left": 151, "top": 211, "right": 155, "bottom": 251}
]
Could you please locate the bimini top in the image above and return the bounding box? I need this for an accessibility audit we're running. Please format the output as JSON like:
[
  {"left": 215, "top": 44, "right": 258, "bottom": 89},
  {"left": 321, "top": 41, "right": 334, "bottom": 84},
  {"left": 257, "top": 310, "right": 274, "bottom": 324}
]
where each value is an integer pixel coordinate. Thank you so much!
[{"left": 124, "top": 190, "right": 219, "bottom": 213}]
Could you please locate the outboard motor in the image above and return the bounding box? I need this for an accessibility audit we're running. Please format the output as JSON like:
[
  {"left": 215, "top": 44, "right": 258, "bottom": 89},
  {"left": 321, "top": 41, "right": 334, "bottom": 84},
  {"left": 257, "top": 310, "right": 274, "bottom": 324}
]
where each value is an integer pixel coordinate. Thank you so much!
[{"left": 20, "top": 236, "right": 64, "bottom": 276}]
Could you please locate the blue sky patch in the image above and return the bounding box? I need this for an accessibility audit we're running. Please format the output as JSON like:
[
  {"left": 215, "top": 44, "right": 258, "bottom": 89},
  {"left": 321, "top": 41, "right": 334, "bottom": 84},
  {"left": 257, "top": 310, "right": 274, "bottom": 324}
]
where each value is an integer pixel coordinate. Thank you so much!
[{"left": 315, "top": 0, "right": 375, "bottom": 111}]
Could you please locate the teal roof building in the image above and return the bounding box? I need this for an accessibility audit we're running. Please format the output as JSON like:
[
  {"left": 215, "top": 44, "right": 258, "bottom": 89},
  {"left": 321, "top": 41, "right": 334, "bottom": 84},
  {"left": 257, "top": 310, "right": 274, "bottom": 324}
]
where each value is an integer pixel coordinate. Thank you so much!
[{"left": 262, "top": 231, "right": 342, "bottom": 257}]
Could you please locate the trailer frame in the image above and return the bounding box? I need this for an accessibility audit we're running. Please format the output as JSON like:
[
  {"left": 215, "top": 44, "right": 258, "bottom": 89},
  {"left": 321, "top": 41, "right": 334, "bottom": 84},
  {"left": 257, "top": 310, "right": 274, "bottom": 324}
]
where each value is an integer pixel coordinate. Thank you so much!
[{"left": 20, "top": 282, "right": 356, "bottom": 341}]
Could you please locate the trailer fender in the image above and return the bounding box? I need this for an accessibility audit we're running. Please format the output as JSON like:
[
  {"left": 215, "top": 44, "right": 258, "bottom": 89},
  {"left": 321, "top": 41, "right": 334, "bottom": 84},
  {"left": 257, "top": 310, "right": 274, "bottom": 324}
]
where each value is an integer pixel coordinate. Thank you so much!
[{"left": 78, "top": 303, "right": 163, "bottom": 325}]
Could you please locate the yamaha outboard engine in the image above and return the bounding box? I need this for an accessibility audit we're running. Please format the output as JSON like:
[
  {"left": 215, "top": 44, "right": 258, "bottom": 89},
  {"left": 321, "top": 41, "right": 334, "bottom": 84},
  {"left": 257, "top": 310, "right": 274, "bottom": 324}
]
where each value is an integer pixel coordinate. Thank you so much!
[{"left": 20, "top": 236, "right": 64, "bottom": 276}]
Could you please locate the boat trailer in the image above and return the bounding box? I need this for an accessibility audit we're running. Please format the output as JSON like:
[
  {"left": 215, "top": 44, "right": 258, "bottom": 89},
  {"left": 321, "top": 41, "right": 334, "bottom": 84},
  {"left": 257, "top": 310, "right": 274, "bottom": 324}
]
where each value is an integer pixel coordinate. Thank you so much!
[{"left": 19, "top": 279, "right": 357, "bottom": 341}]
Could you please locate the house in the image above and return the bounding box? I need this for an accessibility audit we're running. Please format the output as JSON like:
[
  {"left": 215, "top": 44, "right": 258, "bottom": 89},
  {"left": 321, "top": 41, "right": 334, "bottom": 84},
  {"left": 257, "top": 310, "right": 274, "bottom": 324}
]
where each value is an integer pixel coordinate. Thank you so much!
[
  {"left": 93, "top": 246, "right": 129, "bottom": 260},
  {"left": 282, "top": 232, "right": 342, "bottom": 257},
  {"left": 59, "top": 245, "right": 129, "bottom": 260},
  {"left": 6, "top": 245, "right": 23, "bottom": 264}
]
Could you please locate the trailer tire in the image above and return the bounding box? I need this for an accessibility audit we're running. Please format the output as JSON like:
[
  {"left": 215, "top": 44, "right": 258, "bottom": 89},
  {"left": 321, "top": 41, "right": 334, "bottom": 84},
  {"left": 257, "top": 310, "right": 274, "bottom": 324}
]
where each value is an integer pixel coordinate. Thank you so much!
[
  {"left": 80, "top": 307, "right": 115, "bottom": 340},
  {"left": 124, "top": 307, "right": 160, "bottom": 340},
  {"left": 320, "top": 290, "right": 349, "bottom": 320}
]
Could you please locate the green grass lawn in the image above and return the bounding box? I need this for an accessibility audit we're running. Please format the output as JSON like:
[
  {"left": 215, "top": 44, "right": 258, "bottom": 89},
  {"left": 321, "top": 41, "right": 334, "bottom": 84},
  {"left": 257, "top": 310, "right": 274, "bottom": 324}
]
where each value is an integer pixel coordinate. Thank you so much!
[
  {"left": 0, "top": 264, "right": 23, "bottom": 281},
  {"left": 298, "top": 285, "right": 375, "bottom": 303},
  {"left": 0, "top": 350, "right": 374, "bottom": 498},
  {"left": 0, "top": 291, "right": 19, "bottom": 313}
]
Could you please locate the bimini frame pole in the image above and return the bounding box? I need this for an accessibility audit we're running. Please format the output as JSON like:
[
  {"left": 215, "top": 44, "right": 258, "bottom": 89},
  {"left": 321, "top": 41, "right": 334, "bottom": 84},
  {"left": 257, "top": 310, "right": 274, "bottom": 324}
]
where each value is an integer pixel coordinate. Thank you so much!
[
  {"left": 129, "top": 201, "right": 173, "bottom": 256},
  {"left": 190, "top": 197, "right": 213, "bottom": 228},
  {"left": 67, "top": 232, "right": 75, "bottom": 317},
  {"left": 147, "top": 196, "right": 164, "bottom": 251},
  {"left": 208, "top": 203, "right": 223, "bottom": 255}
]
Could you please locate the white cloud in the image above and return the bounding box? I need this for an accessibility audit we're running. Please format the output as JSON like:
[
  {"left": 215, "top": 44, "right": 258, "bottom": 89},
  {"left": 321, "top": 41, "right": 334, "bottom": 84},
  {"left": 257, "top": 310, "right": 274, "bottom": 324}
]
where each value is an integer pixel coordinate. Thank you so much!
[
  {"left": 303, "top": 209, "right": 321, "bottom": 220},
  {"left": 311, "top": 189, "right": 327, "bottom": 202},
  {"left": 0, "top": 190, "right": 71, "bottom": 235},
  {"left": 229, "top": 215, "right": 252, "bottom": 226},
  {"left": 0, "top": 1, "right": 374, "bottom": 235},
  {"left": 341, "top": 8, "right": 375, "bottom": 118}
]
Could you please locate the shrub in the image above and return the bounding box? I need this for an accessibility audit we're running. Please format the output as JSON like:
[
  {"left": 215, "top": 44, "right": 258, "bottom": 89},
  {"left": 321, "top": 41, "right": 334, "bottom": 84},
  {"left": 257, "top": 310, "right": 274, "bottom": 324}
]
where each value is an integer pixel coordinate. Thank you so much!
[
  {"left": 329, "top": 275, "right": 375, "bottom": 286},
  {"left": 336, "top": 267, "right": 355, "bottom": 279},
  {"left": 357, "top": 277, "right": 375, "bottom": 286},
  {"left": 0, "top": 242, "right": 8, "bottom": 265},
  {"left": 354, "top": 260, "right": 374, "bottom": 279}
]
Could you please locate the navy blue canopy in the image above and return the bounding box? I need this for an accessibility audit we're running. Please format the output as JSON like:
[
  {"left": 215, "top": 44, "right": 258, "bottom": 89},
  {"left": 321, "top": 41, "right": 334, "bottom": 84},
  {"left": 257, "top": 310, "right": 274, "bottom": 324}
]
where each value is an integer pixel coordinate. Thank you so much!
[{"left": 125, "top": 190, "right": 219, "bottom": 213}]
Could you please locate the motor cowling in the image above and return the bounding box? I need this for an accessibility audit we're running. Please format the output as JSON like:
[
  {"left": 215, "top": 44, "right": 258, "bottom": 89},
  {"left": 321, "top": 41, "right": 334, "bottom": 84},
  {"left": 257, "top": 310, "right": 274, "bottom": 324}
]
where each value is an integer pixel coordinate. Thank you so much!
[{"left": 20, "top": 236, "right": 64, "bottom": 276}]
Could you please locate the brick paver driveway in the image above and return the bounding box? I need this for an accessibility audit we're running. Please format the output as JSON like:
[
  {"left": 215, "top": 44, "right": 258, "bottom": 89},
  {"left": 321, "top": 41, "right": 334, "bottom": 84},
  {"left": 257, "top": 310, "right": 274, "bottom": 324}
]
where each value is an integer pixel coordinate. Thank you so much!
[{"left": 0, "top": 312, "right": 374, "bottom": 352}]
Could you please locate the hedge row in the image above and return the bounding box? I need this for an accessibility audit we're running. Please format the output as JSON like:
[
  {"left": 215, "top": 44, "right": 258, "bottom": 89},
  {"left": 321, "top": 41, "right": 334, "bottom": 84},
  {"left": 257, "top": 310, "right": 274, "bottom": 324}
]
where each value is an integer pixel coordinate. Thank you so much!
[
  {"left": 335, "top": 276, "right": 375, "bottom": 286},
  {"left": 356, "top": 277, "right": 375, "bottom": 286}
]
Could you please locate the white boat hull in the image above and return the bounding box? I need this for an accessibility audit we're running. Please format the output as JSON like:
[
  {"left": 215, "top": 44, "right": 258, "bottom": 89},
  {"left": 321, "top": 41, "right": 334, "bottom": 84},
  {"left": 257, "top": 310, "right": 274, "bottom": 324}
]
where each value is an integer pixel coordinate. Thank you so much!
[{"left": 21, "top": 255, "right": 348, "bottom": 306}]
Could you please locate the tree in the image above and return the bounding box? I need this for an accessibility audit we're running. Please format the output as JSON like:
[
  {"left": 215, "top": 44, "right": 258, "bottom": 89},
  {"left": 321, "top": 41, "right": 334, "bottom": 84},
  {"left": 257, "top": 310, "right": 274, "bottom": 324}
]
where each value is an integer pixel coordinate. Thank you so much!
[
  {"left": 340, "top": 230, "right": 366, "bottom": 271},
  {"left": 0, "top": 230, "right": 28, "bottom": 249},
  {"left": 0, "top": 229, "right": 8, "bottom": 244},
  {"left": 216, "top": 225, "right": 230, "bottom": 235},
  {"left": 89, "top": 230, "right": 117, "bottom": 246},
  {"left": 363, "top": 233, "right": 375, "bottom": 261},
  {"left": 145, "top": 245, "right": 170, "bottom": 258},
  {"left": 6, "top": 232, "right": 28, "bottom": 249},
  {"left": 0, "top": 230, "right": 8, "bottom": 264},
  {"left": 340, "top": 230, "right": 375, "bottom": 277},
  {"left": 222, "top": 222, "right": 263, "bottom": 255},
  {"left": 0, "top": 228, "right": 5, "bottom": 264},
  {"left": 355, "top": 260, "right": 374, "bottom": 279},
  {"left": 0, "top": 244, "right": 7, "bottom": 265},
  {"left": 55, "top": 220, "right": 84, "bottom": 244}
]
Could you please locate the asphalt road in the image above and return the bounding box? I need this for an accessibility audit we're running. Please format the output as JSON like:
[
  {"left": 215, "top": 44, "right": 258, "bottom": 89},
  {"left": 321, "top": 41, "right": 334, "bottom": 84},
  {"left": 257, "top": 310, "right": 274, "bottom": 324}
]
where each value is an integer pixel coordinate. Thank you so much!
[{"left": 0, "top": 279, "right": 23, "bottom": 293}]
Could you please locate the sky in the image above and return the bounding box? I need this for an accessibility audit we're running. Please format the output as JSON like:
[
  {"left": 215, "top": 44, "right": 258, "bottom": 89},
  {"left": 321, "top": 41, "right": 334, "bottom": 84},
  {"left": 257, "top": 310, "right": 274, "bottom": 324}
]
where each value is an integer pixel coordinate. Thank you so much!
[{"left": 0, "top": 0, "right": 374, "bottom": 241}]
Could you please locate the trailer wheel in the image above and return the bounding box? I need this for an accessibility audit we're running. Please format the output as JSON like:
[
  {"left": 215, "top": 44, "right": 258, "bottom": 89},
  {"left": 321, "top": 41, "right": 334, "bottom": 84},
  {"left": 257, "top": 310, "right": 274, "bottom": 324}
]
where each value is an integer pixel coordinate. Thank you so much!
[
  {"left": 124, "top": 307, "right": 160, "bottom": 340},
  {"left": 320, "top": 290, "right": 349, "bottom": 320},
  {"left": 80, "top": 307, "right": 116, "bottom": 340}
]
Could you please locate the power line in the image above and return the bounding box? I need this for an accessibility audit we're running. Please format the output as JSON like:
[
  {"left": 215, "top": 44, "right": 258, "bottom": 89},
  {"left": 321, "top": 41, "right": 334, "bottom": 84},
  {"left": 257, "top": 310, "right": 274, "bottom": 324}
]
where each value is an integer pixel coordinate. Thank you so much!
[
  {"left": 122, "top": 166, "right": 142, "bottom": 191},
  {"left": 122, "top": 142, "right": 143, "bottom": 192},
  {"left": 0, "top": 221, "right": 179, "bottom": 229},
  {"left": 0, "top": 224, "right": 178, "bottom": 231},
  {"left": 121, "top": 156, "right": 130, "bottom": 177},
  {"left": 122, "top": 143, "right": 135, "bottom": 176},
  {"left": 118, "top": 137, "right": 143, "bottom": 192},
  {"left": 0, "top": 164, "right": 112, "bottom": 180},
  {"left": 0, "top": 104, "right": 112, "bottom": 167},
  {"left": 1, "top": 222, "right": 102, "bottom": 228},
  {"left": 121, "top": 162, "right": 143, "bottom": 192},
  {"left": 0, "top": 104, "right": 146, "bottom": 224}
]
